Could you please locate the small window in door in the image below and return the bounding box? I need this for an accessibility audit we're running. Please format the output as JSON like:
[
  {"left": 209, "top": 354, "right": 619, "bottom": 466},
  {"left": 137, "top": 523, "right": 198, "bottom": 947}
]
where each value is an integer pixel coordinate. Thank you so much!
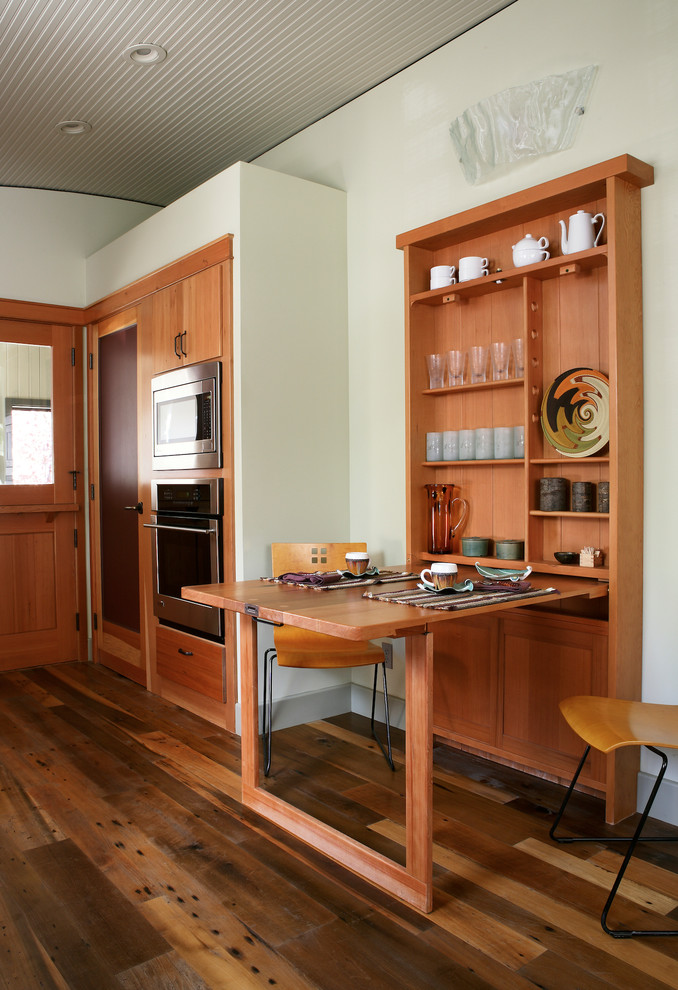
[{"left": 0, "top": 343, "right": 53, "bottom": 485}]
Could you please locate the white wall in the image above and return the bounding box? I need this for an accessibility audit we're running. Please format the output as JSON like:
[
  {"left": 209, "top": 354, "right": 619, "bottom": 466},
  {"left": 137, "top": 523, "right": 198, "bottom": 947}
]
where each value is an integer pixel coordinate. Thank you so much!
[
  {"left": 0, "top": 188, "right": 157, "bottom": 306},
  {"left": 254, "top": 0, "right": 678, "bottom": 811}
]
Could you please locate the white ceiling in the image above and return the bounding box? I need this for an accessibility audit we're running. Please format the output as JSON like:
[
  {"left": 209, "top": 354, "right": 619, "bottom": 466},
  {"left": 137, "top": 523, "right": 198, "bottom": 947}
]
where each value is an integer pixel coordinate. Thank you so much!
[{"left": 0, "top": 0, "right": 515, "bottom": 207}]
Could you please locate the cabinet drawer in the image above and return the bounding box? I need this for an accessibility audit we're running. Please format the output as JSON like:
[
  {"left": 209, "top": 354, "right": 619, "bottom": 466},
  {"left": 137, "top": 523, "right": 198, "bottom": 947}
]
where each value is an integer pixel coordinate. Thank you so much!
[{"left": 156, "top": 625, "right": 225, "bottom": 702}]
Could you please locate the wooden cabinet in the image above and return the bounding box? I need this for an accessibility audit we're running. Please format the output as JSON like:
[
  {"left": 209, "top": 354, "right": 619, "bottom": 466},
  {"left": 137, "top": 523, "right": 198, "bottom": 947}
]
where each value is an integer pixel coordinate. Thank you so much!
[
  {"left": 397, "top": 155, "right": 654, "bottom": 820},
  {"left": 156, "top": 624, "right": 226, "bottom": 703},
  {"left": 151, "top": 265, "right": 223, "bottom": 373}
]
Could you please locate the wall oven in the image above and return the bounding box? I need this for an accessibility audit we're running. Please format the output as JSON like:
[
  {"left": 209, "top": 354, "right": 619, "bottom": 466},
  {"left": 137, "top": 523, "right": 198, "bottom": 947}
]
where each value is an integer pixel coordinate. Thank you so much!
[
  {"left": 146, "top": 478, "right": 223, "bottom": 641},
  {"left": 151, "top": 360, "right": 221, "bottom": 470}
]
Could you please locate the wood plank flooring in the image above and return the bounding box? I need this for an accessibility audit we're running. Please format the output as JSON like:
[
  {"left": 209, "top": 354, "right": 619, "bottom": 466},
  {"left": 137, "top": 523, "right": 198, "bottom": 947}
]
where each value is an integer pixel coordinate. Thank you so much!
[{"left": 1, "top": 663, "right": 678, "bottom": 988}]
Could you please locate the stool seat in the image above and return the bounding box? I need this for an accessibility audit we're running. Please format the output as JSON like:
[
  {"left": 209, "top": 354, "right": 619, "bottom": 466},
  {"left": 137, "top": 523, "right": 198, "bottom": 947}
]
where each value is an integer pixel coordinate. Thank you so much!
[
  {"left": 551, "top": 694, "right": 678, "bottom": 939},
  {"left": 560, "top": 696, "right": 678, "bottom": 754}
]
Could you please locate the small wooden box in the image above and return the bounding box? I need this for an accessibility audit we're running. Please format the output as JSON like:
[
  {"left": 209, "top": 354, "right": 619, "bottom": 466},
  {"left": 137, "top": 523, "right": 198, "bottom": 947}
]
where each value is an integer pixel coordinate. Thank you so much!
[{"left": 580, "top": 548, "right": 603, "bottom": 568}]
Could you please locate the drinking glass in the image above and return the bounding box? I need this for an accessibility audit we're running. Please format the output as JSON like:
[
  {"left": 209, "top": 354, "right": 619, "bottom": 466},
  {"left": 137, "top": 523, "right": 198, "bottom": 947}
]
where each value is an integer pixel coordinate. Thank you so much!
[
  {"left": 512, "top": 337, "right": 525, "bottom": 378},
  {"left": 447, "top": 349, "right": 465, "bottom": 386},
  {"left": 494, "top": 426, "right": 514, "bottom": 459},
  {"left": 442, "top": 430, "right": 459, "bottom": 461},
  {"left": 475, "top": 427, "right": 493, "bottom": 460},
  {"left": 459, "top": 429, "right": 476, "bottom": 460},
  {"left": 469, "top": 345, "right": 488, "bottom": 384},
  {"left": 491, "top": 341, "right": 510, "bottom": 381},
  {"left": 426, "top": 353, "right": 446, "bottom": 389},
  {"left": 426, "top": 432, "right": 443, "bottom": 461}
]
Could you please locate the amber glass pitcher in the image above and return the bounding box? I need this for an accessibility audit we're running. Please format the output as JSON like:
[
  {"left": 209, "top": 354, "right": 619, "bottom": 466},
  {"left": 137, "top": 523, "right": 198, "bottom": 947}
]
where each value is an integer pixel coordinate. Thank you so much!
[{"left": 425, "top": 483, "right": 468, "bottom": 554}]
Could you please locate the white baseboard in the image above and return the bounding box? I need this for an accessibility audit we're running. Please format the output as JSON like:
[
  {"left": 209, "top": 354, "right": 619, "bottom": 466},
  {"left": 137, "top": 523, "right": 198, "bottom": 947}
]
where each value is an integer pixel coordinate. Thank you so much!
[
  {"left": 350, "top": 681, "right": 406, "bottom": 731},
  {"left": 234, "top": 682, "right": 405, "bottom": 737},
  {"left": 637, "top": 769, "right": 678, "bottom": 827}
]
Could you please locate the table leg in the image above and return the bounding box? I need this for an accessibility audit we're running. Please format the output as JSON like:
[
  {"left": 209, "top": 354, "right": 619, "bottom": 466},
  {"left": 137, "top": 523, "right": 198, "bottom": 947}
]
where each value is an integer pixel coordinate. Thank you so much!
[
  {"left": 238, "top": 615, "right": 434, "bottom": 912},
  {"left": 239, "top": 613, "right": 259, "bottom": 791},
  {"left": 406, "top": 630, "right": 433, "bottom": 910}
]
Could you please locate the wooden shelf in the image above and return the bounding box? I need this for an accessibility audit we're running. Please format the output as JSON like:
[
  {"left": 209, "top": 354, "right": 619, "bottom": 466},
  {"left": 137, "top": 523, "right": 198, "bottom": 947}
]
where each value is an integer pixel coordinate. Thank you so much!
[
  {"left": 424, "top": 459, "right": 523, "bottom": 467},
  {"left": 424, "top": 378, "right": 523, "bottom": 396},
  {"left": 411, "top": 246, "right": 607, "bottom": 305},
  {"left": 530, "top": 510, "right": 609, "bottom": 519},
  {"left": 530, "top": 456, "right": 610, "bottom": 465}
]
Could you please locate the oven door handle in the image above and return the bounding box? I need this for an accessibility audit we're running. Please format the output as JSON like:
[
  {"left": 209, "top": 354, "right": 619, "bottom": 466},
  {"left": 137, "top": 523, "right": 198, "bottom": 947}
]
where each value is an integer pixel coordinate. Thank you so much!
[{"left": 143, "top": 522, "right": 218, "bottom": 535}]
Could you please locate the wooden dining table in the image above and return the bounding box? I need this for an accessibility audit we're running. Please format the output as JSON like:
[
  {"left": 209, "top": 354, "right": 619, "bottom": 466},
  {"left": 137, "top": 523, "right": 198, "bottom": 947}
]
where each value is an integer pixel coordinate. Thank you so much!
[{"left": 183, "top": 566, "right": 607, "bottom": 913}]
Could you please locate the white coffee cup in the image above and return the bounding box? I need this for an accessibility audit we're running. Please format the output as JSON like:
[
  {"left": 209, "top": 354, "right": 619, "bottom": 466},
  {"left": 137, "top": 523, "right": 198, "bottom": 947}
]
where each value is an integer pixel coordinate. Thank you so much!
[
  {"left": 346, "top": 551, "right": 370, "bottom": 575},
  {"left": 420, "top": 561, "right": 458, "bottom": 591},
  {"left": 430, "top": 265, "right": 456, "bottom": 289},
  {"left": 458, "top": 256, "right": 489, "bottom": 282}
]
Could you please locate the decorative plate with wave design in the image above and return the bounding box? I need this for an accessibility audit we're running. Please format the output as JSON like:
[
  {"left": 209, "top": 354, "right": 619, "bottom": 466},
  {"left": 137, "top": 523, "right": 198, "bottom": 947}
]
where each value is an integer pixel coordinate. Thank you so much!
[{"left": 540, "top": 368, "right": 610, "bottom": 457}]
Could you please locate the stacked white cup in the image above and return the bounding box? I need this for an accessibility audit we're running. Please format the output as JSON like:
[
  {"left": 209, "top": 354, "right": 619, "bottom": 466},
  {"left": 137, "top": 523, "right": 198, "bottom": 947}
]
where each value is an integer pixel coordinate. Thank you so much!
[{"left": 430, "top": 265, "right": 456, "bottom": 290}]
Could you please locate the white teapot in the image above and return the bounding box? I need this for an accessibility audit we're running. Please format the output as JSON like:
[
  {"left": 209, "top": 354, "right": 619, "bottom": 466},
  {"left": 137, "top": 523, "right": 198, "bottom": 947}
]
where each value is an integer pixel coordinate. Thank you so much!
[
  {"left": 512, "top": 234, "right": 549, "bottom": 267},
  {"left": 559, "top": 210, "right": 605, "bottom": 255}
]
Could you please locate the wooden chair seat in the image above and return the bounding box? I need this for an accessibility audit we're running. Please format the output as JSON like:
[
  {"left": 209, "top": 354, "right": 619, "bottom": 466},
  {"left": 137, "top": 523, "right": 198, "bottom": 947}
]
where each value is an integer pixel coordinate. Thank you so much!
[
  {"left": 560, "top": 696, "right": 678, "bottom": 754},
  {"left": 273, "top": 625, "right": 384, "bottom": 669},
  {"left": 551, "top": 695, "right": 678, "bottom": 938},
  {"left": 263, "top": 542, "right": 395, "bottom": 776}
]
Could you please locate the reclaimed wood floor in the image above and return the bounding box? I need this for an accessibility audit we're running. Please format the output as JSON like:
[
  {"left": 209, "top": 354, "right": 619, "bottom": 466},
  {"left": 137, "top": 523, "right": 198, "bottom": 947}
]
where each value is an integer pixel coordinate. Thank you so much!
[{"left": 2, "top": 663, "right": 678, "bottom": 989}]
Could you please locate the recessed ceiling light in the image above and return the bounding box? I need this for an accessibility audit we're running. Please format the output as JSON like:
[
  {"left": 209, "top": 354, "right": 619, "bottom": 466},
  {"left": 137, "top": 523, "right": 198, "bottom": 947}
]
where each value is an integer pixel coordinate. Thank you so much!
[
  {"left": 57, "top": 120, "right": 92, "bottom": 135},
  {"left": 123, "top": 43, "right": 167, "bottom": 65}
]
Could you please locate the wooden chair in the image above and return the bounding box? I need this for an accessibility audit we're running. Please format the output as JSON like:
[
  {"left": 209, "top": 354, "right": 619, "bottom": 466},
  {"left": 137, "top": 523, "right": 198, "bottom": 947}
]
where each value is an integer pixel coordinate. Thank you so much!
[
  {"left": 550, "top": 696, "right": 678, "bottom": 938},
  {"left": 263, "top": 542, "right": 395, "bottom": 776}
]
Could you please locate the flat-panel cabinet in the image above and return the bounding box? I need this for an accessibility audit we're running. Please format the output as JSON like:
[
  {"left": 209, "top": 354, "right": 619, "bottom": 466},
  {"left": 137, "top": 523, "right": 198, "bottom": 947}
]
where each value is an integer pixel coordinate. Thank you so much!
[
  {"left": 151, "top": 265, "right": 223, "bottom": 373},
  {"left": 397, "top": 156, "right": 653, "bottom": 821}
]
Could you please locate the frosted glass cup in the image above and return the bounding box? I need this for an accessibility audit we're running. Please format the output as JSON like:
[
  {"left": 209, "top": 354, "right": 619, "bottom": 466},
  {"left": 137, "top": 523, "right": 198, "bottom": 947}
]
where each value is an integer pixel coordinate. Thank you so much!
[
  {"left": 426, "top": 352, "right": 446, "bottom": 389},
  {"left": 475, "top": 427, "right": 493, "bottom": 460},
  {"left": 512, "top": 337, "right": 525, "bottom": 378},
  {"left": 491, "top": 341, "right": 510, "bottom": 381},
  {"left": 459, "top": 429, "right": 476, "bottom": 460},
  {"left": 426, "top": 431, "right": 443, "bottom": 461},
  {"left": 494, "top": 426, "right": 514, "bottom": 459},
  {"left": 513, "top": 425, "right": 525, "bottom": 459},
  {"left": 443, "top": 430, "right": 459, "bottom": 461},
  {"left": 447, "top": 349, "right": 465, "bottom": 386},
  {"left": 469, "top": 345, "right": 488, "bottom": 384}
]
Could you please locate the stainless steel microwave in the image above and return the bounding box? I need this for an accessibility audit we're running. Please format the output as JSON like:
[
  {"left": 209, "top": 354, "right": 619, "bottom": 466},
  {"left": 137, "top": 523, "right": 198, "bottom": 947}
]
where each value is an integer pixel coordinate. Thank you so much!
[{"left": 151, "top": 360, "right": 221, "bottom": 470}]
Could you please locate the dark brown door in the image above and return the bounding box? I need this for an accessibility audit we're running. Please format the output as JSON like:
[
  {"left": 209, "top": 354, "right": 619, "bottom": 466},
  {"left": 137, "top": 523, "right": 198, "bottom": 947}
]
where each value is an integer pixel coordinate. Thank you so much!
[
  {"left": 99, "top": 326, "right": 139, "bottom": 630},
  {"left": 91, "top": 316, "right": 145, "bottom": 684}
]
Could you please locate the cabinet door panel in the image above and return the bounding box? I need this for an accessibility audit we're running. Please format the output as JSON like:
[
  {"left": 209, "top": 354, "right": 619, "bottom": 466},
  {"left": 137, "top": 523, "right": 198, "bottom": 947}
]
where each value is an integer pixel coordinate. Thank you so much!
[
  {"left": 433, "top": 616, "right": 499, "bottom": 746},
  {"left": 180, "top": 266, "right": 222, "bottom": 366},
  {"left": 500, "top": 612, "right": 607, "bottom": 782}
]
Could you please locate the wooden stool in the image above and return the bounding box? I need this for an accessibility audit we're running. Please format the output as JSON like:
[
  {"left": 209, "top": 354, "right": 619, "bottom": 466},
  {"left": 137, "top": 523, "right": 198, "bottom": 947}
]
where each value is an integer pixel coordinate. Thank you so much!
[{"left": 550, "top": 696, "right": 678, "bottom": 938}]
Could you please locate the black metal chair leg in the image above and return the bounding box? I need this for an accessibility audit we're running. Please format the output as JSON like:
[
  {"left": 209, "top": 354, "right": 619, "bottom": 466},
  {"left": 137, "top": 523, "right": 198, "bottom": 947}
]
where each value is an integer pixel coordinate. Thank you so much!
[
  {"left": 262, "top": 648, "right": 275, "bottom": 776},
  {"left": 551, "top": 744, "right": 678, "bottom": 937},
  {"left": 371, "top": 661, "right": 395, "bottom": 771}
]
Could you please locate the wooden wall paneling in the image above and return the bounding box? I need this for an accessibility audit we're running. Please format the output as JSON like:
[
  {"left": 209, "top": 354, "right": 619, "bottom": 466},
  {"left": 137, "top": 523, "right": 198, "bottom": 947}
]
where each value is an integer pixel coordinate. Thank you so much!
[
  {"left": 499, "top": 611, "right": 607, "bottom": 786},
  {"left": 432, "top": 615, "right": 499, "bottom": 747}
]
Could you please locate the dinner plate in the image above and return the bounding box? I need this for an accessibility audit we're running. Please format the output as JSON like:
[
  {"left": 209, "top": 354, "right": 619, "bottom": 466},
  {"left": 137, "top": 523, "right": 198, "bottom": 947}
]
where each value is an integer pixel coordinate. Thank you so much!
[{"left": 540, "top": 367, "right": 610, "bottom": 457}]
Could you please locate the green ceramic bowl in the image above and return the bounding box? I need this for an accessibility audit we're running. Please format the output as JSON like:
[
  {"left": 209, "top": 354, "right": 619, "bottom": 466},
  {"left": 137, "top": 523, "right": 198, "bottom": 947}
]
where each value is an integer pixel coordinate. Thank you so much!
[
  {"left": 495, "top": 539, "right": 524, "bottom": 560},
  {"left": 461, "top": 536, "right": 489, "bottom": 557}
]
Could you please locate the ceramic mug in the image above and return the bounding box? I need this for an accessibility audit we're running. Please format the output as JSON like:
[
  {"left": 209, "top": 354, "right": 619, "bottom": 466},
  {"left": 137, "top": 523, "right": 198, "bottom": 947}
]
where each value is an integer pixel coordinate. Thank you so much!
[
  {"left": 458, "top": 256, "right": 489, "bottom": 281},
  {"left": 345, "top": 551, "right": 370, "bottom": 575},
  {"left": 420, "top": 561, "right": 458, "bottom": 591}
]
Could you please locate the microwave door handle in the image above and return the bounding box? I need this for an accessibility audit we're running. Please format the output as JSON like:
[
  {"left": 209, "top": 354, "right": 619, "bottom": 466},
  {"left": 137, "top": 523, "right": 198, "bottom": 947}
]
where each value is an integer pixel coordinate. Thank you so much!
[{"left": 143, "top": 522, "right": 218, "bottom": 535}]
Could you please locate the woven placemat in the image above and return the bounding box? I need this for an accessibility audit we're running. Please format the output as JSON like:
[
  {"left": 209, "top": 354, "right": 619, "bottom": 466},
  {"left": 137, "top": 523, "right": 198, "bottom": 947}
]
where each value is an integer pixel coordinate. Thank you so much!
[
  {"left": 261, "top": 570, "right": 417, "bottom": 591},
  {"left": 363, "top": 585, "right": 557, "bottom": 611}
]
